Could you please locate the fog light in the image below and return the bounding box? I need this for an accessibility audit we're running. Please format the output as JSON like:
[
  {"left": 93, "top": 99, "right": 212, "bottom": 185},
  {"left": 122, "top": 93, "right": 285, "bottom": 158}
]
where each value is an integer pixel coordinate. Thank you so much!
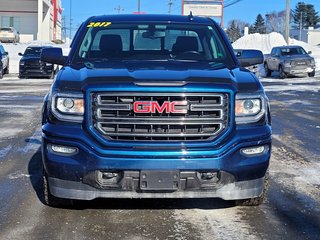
[
  {"left": 241, "top": 146, "right": 267, "bottom": 156},
  {"left": 50, "top": 144, "right": 78, "bottom": 155}
]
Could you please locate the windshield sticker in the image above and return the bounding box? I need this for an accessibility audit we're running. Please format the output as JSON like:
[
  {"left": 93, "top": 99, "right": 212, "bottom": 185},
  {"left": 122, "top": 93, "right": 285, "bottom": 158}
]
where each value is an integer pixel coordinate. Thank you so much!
[{"left": 87, "top": 22, "right": 112, "bottom": 28}]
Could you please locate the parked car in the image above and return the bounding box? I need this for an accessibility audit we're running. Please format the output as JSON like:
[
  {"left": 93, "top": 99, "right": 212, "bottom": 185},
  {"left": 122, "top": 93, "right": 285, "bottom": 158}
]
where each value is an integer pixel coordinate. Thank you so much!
[
  {"left": 264, "top": 45, "right": 316, "bottom": 78},
  {"left": 0, "top": 27, "right": 20, "bottom": 43},
  {"left": 234, "top": 49, "right": 260, "bottom": 77},
  {"left": 19, "top": 46, "right": 55, "bottom": 79},
  {"left": 0, "top": 43, "right": 9, "bottom": 79}
]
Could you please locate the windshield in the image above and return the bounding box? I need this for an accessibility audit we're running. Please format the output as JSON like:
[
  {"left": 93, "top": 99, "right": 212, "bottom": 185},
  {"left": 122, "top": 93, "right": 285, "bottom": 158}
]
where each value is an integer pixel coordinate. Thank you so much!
[
  {"left": 0, "top": 28, "right": 13, "bottom": 32},
  {"left": 24, "top": 47, "right": 44, "bottom": 56},
  {"left": 280, "top": 47, "right": 307, "bottom": 56},
  {"left": 73, "top": 22, "right": 234, "bottom": 66}
]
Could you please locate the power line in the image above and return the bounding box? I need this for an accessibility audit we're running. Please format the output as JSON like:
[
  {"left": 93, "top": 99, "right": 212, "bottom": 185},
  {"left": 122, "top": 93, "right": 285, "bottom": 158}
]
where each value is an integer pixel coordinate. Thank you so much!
[{"left": 224, "top": 0, "right": 243, "bottom": 8}]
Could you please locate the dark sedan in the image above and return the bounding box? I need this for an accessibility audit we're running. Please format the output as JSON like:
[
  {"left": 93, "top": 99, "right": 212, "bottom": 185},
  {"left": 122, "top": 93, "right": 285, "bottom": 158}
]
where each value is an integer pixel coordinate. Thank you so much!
[{"left": 19, "top": 46, "right": 56, "bottom": 79}]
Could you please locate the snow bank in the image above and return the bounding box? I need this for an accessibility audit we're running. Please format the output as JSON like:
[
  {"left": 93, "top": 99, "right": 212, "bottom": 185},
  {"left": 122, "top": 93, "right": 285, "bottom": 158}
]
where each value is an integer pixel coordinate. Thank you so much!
[
  {"left": 232, "top": 32, "right": 320, "bottom": 71},
  {"left": 2, "top": 41, "right": 70, "bottom": 74}
]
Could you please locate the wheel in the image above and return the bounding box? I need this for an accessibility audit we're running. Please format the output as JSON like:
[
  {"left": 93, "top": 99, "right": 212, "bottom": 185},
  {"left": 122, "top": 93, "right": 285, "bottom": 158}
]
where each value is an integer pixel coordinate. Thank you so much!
[
  {"left": 279, "top": 65, "right": 287, "bottom": 79},
  {"left": 264, "top": 63, "right": 271, "bottom": 77},
  {"left": 0, "top": 68, "right": 3, "bottom": 79},
  {"left": 308, "top": 70, "right": 315, "bottom": 77},
  {"left": 235, "top": 173, "right": 269, "bottom": 206},
  {"left": 43, "top": 170, "right": 75, "bottom": 208},
  {"left": 4, "top": 61, "right": 9, "bottom": 74}
]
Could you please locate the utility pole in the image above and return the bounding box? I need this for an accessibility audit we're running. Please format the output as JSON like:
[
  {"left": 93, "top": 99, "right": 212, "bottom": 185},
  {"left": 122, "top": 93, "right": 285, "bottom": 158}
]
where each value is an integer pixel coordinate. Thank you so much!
[
  {"left": 168, "top": 0, "right": 173, "bottom": 14},
  {"left": 69, "top": 0, "right": 72, "bottom": 41},
  {"left": 299, "top": 11, "right": 302, "bottom": 40},
  {"left": 285, "top": 0, "right": 290, "bottom": 44},
  {"left": 114, "top": 5, "right": 124, "bottom": 14},
  {"left": 138, "top": 0, "right": 140, "bottom": 14},
  {"left": 62, "top": 16, "right": 67, "bottom": 43}
]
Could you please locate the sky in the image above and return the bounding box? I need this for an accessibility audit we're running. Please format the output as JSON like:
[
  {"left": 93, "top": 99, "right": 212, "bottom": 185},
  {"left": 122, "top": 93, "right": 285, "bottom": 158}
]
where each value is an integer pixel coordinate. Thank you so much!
[{"left": 61, "top": 0, "right": 320, "bottom": 36}]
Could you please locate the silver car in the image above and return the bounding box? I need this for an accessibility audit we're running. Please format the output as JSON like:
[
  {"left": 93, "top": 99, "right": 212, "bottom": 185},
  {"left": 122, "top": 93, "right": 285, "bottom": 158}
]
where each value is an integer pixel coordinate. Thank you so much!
[{"left": 0, "top": 27, "right": 20, "bottom": 43}]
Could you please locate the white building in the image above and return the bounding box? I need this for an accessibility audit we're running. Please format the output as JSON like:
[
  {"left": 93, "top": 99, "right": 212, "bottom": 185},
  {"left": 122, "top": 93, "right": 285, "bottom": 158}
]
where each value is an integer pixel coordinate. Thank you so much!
[
  {"left": 291, "top": 28, "right": 320, "bottom": 46},
  {"left": 0, "top": 0, "right": 62, "bottom": 42}
]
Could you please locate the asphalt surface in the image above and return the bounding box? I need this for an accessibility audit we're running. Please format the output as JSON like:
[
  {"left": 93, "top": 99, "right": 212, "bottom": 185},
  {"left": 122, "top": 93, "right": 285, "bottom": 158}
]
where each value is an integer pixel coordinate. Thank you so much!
[{"left": 0, "top": 74, "right": 319, "bottom": 240}]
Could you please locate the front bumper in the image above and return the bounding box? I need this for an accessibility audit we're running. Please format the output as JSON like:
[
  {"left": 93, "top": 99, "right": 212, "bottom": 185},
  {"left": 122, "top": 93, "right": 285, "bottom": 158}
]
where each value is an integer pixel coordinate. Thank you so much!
[
  {"left": 284, "top": 66, "right": 315, "bottom": 75},
  {"left": 19, "top": 66, "right": 53, "bottom": 78},
  {"left": 42, "top": 122, "right": 271, "bottom": 200}
]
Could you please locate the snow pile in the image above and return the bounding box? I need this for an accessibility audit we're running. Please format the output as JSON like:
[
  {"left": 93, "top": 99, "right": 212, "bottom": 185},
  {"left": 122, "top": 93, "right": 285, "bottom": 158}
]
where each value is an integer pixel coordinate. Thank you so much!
[
  {"left": 232, "top": 32, "right": 287, "bottom": 54},
  {"left": 2, "top": 41, "right": 70, "bottom": 74},
  {"left": 232, "top": 32, "right": 320, "bottom": 71}
]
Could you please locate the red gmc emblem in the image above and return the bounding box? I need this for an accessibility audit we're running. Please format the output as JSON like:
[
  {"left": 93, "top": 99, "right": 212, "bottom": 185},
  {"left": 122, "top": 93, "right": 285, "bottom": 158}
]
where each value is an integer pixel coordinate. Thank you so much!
[{"left": 133, "top": 101, "right": 188, "bottom": 114}]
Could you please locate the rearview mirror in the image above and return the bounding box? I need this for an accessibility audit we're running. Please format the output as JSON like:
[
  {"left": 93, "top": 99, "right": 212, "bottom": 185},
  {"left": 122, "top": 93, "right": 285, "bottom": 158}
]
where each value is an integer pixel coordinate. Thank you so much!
[
  {"left": 236, "top": 49, "right": 264, "bottom": 67},
  {"left": 41, "top": 47, "right": 66, "bottom": 65}
]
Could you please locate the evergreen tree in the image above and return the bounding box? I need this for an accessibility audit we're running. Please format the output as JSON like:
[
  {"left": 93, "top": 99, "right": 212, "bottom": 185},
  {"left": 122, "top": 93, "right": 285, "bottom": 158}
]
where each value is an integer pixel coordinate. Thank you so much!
[
  {"left": 292, "top": 2, "right": 320, "bottom": 28},
  {"left": 253, "top": 14, "right": 266, "bottom": 34},
  {"left": 226, "top": 20, "right": 241, "bottom": 43}
]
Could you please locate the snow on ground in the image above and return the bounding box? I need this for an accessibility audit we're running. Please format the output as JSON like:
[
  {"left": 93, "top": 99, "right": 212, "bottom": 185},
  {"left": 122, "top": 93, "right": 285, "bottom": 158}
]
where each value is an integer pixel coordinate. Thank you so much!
[
  {"left": 2, "top": 41, "right": 70, "bottom": 74},
  {"left": 232, "top": 32, "right": 320, "bottom": 71}
]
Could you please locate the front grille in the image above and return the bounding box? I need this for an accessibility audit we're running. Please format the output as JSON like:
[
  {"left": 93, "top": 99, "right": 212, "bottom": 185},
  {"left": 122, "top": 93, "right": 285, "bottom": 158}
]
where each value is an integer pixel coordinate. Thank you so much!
[
  {"left": 91, "top": 92, "right": 229, "bottom": 141},
  {"left": 291, "top": 60, "right": 308, "bottom": 68}
]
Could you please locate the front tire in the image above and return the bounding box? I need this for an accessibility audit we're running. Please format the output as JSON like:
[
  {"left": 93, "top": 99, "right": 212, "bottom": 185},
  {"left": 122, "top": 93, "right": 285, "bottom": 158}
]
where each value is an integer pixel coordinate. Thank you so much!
[
  {"left": 0, "top": 68, "right": 3, "bottom": 79},
  {"left": 4, "top": 62, "right": 9, "bottom": 74},
  {"left": 264, "top": 63, "right": 271, "bottom": 77},
  {"left": 43, "top": 171, "right": 75, "bottom": 208},
  {"left": 279, "top": 65, "right": 287, "bottom": 79},
  {"left": 308, "top": 70, "right": 315, "bottom": 77},
  {"left": 235, "top": 173, "right": 269, "bottom": 206}
]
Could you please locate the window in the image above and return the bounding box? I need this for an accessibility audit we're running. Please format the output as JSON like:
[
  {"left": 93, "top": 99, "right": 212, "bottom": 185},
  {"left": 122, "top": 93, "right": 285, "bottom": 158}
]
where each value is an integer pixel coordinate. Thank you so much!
[
  {"left": 74, "top": 22, "right": 234, "bottom": 67},
  {"left": 1, "top": 16, "right": 20, "bottom": 32}
]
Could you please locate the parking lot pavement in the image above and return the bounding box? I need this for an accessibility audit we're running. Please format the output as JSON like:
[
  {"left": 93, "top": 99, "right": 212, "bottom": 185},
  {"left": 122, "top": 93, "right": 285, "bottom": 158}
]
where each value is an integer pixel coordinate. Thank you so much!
[{"left": 0, "top": 75, "right": 319, "bottom": 240}]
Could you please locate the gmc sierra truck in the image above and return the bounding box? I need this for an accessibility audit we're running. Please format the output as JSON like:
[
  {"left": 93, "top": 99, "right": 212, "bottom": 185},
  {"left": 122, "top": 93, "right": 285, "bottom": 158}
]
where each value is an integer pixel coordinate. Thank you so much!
[
  {"left": 264, "top": 45, "right": 316, "bottom": 79},
  {"left": 41, "top": 14, "right": 271, "bottom": 207}
]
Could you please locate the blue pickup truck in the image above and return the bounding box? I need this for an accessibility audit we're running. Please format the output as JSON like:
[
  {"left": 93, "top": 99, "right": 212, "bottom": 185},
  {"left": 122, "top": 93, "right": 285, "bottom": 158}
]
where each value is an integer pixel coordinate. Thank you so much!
[{"left": 41, "top": 14, "right": 271, "bottom": 207}]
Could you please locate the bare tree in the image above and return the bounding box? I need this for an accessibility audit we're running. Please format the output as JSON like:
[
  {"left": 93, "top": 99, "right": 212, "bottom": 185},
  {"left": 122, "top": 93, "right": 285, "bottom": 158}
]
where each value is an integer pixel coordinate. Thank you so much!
[{"left": 265, "top": 10, "right": 286, "bottom": 35}]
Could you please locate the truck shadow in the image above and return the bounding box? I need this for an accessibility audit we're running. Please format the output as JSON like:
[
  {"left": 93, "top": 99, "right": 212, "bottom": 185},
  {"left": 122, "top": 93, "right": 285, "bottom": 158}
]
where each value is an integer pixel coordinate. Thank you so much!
[{"left": 28, "top": 150, "right": 235, "bottom": 210}]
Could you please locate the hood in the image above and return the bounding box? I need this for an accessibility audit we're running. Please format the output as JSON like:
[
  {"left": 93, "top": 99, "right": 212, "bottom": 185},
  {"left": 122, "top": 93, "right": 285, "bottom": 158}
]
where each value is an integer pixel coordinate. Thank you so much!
[
  {"left": 54, "top": 60, "right": 261, "bottom": 93},
  {"left": 20, "top": 55, "right": 41, "bottom": 61}
]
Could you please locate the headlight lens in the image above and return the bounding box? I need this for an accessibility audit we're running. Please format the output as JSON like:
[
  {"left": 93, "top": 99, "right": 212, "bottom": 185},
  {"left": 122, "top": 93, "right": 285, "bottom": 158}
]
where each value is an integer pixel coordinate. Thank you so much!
[
  {"left": 283, "top": 60, "right": 291, "bottom": 67},
  {"left": 236, "top": 94, "right": 266, "bottom": 124},
  {"left": 51, "top": 93, "right": 84, "bottom": 122},
  {"left": 236, "top": 99, "right": 261, "bottom": 116},
  {"left": 56, "top": 97, "right": 84, "bottom": 114},
  {"left": 310, "top": 58, "right": 315, "bottom": 65}
]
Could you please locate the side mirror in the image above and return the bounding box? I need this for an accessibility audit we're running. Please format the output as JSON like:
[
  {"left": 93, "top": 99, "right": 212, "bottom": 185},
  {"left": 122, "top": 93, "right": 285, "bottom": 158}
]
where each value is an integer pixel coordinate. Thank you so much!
[
  {"left": 41, "top": 47, "right": 66, "bottom": 65},
  {"left": 236, "top": 49, "right": 264, "bottom": 67},
  {"left": 18, "top": 52, "right": 23, "bottom": 56},
  {"left": 308, "top": 51, "right": 312, "bottom": 54},
  {"left": 4, "top": 52, "right": 8, "bottom": 55}
]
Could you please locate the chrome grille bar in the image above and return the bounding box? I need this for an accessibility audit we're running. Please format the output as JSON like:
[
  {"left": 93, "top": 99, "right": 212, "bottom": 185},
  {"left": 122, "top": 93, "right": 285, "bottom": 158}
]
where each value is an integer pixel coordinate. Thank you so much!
[{"left": 91, "top": 92, "right": 229, "bottom": 141}]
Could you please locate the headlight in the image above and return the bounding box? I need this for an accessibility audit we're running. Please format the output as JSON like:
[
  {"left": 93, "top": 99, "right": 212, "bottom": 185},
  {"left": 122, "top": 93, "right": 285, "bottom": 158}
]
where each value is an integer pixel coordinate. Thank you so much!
[
  {"left": 235, "top": 94, "right": 266, "bottom": 124},
  {"left": 45, "top": 62, "right": 53, "bottom": 67},
  {"left": 283, "top": 60, "right": 291, "bottom": 67},
  {"left": 51, "top": 93, "right": 84, "bottom": 122},
  {"left": 310, "top": 58, "right": 315, "bottom": 65}
]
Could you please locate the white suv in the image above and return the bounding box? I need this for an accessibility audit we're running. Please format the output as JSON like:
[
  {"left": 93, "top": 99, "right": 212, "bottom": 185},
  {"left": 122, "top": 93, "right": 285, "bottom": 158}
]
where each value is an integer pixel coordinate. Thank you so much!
[{"left": 0, "top": 27, "right": 20, "bottom": 43}]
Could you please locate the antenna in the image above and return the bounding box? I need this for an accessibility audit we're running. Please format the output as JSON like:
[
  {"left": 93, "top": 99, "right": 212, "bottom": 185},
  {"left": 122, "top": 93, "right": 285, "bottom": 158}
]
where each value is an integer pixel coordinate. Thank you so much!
[{"left": 188, "top": 11, "right": 194, "bottom": 21}]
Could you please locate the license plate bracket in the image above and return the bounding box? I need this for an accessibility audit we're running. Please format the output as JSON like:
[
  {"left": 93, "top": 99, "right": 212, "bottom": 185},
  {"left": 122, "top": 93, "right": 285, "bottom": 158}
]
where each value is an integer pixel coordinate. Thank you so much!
[{"left": 140, "top": 171, "right": 180, "bottom": 190}]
